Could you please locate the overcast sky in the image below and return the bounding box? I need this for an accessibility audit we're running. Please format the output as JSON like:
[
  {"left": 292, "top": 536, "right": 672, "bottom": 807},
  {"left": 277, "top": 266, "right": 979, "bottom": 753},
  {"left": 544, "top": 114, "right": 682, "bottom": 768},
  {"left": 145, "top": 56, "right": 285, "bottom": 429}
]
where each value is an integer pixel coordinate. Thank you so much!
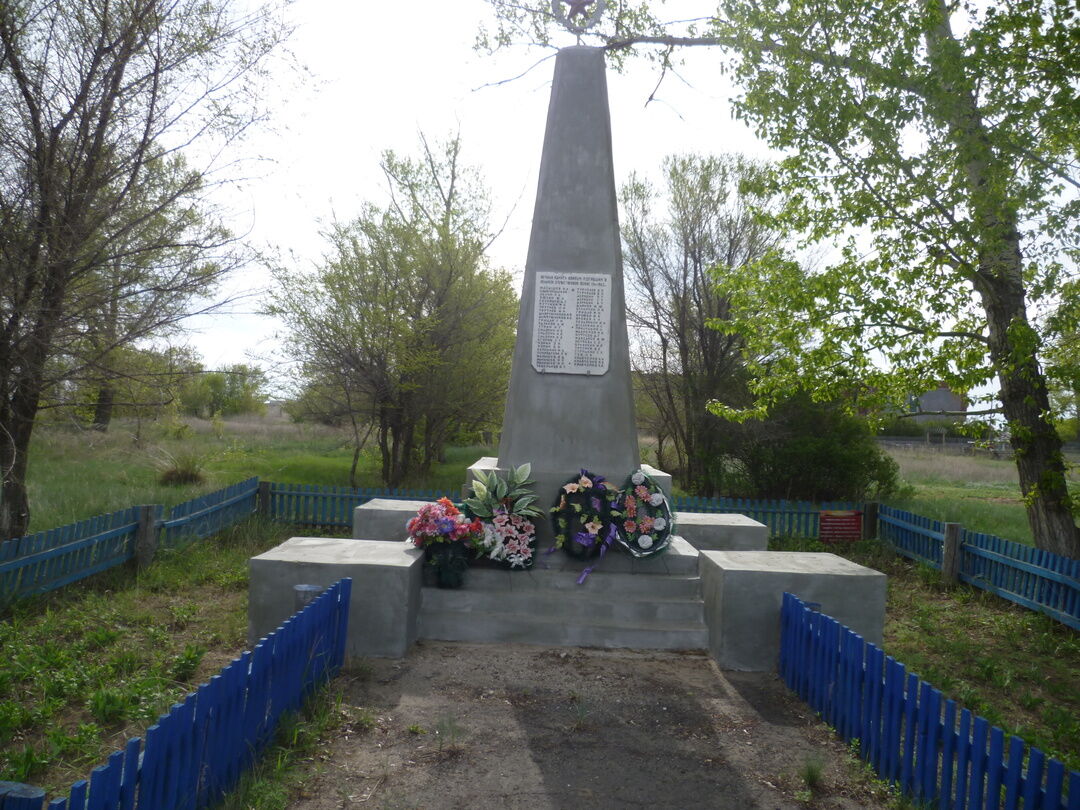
[{"left": 182, "top": 0, "right": 770, "bottom": 384}]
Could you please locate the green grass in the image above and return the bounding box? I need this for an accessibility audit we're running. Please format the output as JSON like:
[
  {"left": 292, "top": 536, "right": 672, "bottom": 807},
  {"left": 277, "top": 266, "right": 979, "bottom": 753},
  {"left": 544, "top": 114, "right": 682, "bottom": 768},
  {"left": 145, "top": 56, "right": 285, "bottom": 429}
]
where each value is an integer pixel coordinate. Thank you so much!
[
  {"left": 0, "top": 518, "right": 293, "bottom": 796},
  {"left": 25, "top": 415, "right": 487, "bottom": 533},
  {"left": 772, "top": 536, "right": 1080, "bottom": 773},
  {"left": 881, "top": 446, "right": 1080, "bottom": 546}
]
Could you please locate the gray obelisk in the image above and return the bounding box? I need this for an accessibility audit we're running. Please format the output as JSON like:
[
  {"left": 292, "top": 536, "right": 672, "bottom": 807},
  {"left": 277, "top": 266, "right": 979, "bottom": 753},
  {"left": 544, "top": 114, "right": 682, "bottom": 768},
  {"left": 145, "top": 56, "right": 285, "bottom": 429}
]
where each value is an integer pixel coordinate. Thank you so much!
[{"left": 469, "top": 46, "right": 649, "bottom": 541}]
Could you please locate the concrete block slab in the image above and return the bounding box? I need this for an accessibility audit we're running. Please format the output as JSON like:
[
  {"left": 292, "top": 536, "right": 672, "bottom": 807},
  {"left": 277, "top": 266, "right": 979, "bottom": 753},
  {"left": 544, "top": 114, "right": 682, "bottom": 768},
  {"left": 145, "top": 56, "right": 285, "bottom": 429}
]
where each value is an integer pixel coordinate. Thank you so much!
[
  {"left": 249, "top": 537, "right": 423, "bottom": 659},
  {"left": 700, "top": 551, "right": 886, "bottom": 672},
  {"left": 676, "top": 512, "right": 768, "bottom": 552},
  {"left": 352, "top": 498, "right": 428, "bottom": 541}
]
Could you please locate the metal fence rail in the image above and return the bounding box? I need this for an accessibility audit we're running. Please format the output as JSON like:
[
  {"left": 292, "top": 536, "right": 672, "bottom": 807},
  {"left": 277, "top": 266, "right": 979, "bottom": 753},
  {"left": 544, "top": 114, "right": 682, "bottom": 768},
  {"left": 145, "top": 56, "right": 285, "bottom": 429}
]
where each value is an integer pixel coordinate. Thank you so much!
[{"left": 780, "top": 592, "right": 1079, "bottom": 810}]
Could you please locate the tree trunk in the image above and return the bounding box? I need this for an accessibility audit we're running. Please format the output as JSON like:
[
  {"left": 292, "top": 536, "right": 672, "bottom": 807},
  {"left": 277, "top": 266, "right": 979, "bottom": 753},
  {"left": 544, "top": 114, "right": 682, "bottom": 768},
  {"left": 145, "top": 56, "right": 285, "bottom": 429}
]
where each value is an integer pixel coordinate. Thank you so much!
[
  {"left": 92, "top": 384, "right": 115, "bottom": 431},
  {"left": 0, "top": 399, "right": 37, "bottom": 541},
  {"left": 978, "top": 269, "right": 1080, "bottom": 558}
]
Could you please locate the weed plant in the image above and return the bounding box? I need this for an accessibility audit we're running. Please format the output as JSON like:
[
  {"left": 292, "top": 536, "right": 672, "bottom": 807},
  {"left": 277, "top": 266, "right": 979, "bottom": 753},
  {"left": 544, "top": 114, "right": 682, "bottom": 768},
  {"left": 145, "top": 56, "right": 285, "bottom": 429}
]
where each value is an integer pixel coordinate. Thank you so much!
[
  {"left": 771, "top": 536, "right": 1080, "bottom": 773},
  {"left": 0, "top": 518, "right": 293, "bottom": 795}
]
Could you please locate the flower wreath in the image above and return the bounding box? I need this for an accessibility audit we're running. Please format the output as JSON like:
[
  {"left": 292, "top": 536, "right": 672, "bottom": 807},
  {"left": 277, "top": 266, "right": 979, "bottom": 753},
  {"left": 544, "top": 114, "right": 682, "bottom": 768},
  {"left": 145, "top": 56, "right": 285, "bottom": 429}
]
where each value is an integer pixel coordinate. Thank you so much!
[
  {"left": 616, "top": 469, "right": 674, "bottom": 558},
  {"left": 550, "top": 469, "right": 622, "bottom": 562}
]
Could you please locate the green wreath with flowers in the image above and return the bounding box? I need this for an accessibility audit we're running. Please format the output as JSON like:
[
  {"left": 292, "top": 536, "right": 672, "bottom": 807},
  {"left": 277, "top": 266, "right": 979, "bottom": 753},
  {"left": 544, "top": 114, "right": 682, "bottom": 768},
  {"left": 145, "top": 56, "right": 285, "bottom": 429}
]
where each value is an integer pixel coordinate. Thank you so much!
[{"left": 550, "top": 468, "right": 622, "bottom": 561}]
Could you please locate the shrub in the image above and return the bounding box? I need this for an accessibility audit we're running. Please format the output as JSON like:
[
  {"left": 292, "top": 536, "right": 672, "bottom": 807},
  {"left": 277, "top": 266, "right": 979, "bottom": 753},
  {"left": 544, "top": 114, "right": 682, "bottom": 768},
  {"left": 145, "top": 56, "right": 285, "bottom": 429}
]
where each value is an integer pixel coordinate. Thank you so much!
[{"left": 732, "top": 393, "right": 900, "bottom": 501}]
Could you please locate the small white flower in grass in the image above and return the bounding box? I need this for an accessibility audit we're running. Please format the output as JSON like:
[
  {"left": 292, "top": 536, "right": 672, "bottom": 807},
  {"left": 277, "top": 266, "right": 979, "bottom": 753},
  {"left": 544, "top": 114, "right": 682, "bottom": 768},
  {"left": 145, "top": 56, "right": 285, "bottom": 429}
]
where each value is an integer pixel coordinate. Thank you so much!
[
  {"left": 653, "top": 517, "right": 667, "bottom": 531},
  {"left": 638, "top": 535, "right": 653, "bottom": 549},
  {"left": 631, "top": 471, "right": 645, "bottom": 485},
  {"left": 649, "top": 493, "right": 664, "bottom": 507}
]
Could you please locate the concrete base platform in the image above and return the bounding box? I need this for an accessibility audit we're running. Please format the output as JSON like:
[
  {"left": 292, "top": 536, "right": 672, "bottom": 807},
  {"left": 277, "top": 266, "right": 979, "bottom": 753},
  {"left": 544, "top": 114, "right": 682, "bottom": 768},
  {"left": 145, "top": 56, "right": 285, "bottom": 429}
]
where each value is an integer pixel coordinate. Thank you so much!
[
  {"left": 248, "top": 537, "right": 422, "bottom": 659},
  {"left": 700, "top": 551, "right": 886, "bottom": 672},
  {"left": 675, "top": 512, "right": 768, "bottom": 552}
]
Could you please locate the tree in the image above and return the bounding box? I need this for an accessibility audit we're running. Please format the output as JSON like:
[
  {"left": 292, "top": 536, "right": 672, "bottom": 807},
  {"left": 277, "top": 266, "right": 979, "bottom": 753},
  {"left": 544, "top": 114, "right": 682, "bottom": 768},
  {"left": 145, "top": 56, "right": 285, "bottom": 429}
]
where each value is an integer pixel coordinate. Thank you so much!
[
  {"left": 621, "top": 153, "right": 779, "bottom": 494},
  {"left": 0, "top": 0, "right": 288, "bottom": 539},
  {"left": 270, "top": 135, "right": 518, "bottom": 488},
  {"left": 482, "top": 1, "right": 1080, "bottom": 557}
]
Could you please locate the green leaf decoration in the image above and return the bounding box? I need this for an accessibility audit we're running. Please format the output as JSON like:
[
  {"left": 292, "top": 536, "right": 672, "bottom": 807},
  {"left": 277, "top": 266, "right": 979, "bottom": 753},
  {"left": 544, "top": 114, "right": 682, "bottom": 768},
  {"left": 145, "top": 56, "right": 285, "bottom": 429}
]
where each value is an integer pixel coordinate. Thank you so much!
[
  {"left": 514, "top": 462, "right": 532, "bottom": 483},
  {"left": 471, "top": 479, "right": 488, "bottom": 499}
]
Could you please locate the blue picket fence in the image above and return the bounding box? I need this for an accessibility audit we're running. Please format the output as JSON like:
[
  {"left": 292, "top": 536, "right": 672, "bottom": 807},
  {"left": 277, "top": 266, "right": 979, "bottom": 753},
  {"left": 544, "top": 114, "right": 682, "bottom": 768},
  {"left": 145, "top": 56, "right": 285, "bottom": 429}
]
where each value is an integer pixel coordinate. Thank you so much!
[
  {"left": 879, "top": 505, "right": 1080, "bottom": 631},
  {"left": 161, "top": 477, "right": 259, "bottom": 548},
  {"left": 780, "top": 593, "right": 1079, "bottom": 810},
  {"left": 671, "top": 495, "right": 859, "bottom": 537},
  {"left": 0, "top": 508, "right": 141, "bottom": 604},
  {"left": 0, "top": 479, "right": 259, "bottom": 603},
  {"left": 17, "top": 578, "right": 352, "bottom": 810},
  {"left": 267, "top": 482, "right": 454, "bottom": 528}
]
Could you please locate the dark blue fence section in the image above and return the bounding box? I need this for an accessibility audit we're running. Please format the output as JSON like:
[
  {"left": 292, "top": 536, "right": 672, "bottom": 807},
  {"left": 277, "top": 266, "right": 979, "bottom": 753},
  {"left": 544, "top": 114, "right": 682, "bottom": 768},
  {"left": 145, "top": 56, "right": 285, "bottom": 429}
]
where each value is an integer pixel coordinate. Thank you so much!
[
  {"left": 268, "top": 482, "right": 455, "bottom": 528},
  {"left": 0, "top": 508, "right": 140, "bottom": 603},
  {"left": 879, "top": 505, "right": 946, "bottom": 566},
  {"left": 780, "top": 593, "right": 1079, "bottom": 810},
  {"left": 35, "top": 578, "right": 351, "bottom": 810}
]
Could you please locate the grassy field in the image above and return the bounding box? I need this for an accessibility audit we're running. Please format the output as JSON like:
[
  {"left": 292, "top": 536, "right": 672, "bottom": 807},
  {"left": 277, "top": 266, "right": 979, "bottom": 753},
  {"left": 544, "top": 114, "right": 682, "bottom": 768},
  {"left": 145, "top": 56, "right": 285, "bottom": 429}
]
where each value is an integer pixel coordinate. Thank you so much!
[
  {"left": 0, "top": 519, "right": 298, "bottom": 795},
  {"left": 881, "top": 445, "right": 1080, "bottom": 546},
  {"left": 25, "top": 415, "right": 484, "bottom": 533}
]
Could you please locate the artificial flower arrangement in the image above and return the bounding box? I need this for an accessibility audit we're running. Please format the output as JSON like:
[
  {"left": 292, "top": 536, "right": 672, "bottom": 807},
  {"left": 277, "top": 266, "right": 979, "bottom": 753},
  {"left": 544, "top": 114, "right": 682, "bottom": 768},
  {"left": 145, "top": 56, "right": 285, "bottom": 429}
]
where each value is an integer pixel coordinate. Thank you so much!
[
  {"left": 462, "top": 463, "right": 542, "bottom": 569},
  {"left": 616, "top": 469, "right": 674, "bottom": 558},
  {"left": 405, "top": 497, "right": 484, "bottom": 588},
  {"left": 550, "top": 469, "right": 623, "bottom": 569},
  {"left": 405, "top": 497, "right": 484, "bottom": 550}
]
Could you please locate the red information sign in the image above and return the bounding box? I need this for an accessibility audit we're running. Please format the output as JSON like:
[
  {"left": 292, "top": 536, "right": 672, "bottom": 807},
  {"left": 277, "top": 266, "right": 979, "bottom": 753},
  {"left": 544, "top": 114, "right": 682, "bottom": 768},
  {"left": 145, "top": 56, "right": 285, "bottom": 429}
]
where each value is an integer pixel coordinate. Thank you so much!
[{"left": 819, "top": 510, "right": 863, "bottom": 543}]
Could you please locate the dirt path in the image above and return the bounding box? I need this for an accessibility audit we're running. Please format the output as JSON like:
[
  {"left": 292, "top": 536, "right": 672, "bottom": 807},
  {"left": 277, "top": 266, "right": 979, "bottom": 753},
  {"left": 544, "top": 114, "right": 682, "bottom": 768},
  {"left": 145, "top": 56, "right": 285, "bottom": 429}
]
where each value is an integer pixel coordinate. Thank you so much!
[{"left": 290, "top": 641, "right": 895, "bottom": 809}]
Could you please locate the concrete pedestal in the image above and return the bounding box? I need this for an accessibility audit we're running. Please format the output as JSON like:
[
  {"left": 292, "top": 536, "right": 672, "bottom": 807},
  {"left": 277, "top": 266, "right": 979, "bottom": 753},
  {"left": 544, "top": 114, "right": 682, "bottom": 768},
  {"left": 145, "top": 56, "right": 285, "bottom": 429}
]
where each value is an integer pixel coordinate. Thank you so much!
[
  {"left": 700, "top": 551, "right": 886, "bottom": 672},
  {"left": 353, "top": 498, "right": 427, "bottom": 541},
  {"left": 249, "top": 537, "right": 423, "bottom": 659},
  {"left": 675, "top": 512, "right": 768, "bottom": 552}
]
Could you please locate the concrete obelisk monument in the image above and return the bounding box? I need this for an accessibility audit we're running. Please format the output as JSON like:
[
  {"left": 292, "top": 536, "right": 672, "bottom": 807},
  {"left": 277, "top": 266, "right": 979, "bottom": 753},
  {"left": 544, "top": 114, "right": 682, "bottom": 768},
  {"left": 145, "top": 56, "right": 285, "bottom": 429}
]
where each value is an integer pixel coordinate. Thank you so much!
[{"left": 470, "top": 3, "right": 669, "bottom": 543}]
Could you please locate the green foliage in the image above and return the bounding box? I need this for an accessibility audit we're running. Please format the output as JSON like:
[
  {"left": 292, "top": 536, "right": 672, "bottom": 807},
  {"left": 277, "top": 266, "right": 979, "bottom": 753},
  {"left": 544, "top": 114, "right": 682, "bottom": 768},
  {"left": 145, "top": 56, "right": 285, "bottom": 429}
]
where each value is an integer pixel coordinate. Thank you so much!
[
  {"left": 155, "top": 449, "right": 206, "bottom": 486},
  {"left": 732, "top": 394, "right": 900, "bottom": 501},
  {"left": 463, "top": 463, "right": 542, "bottom": 518},
  {"left": 169, "top": 644, "right": 206, "bottom": 683},
  {"left": 269, "top": 134, "right": 517, "bottom": 488},
  {"left": 87, "top": 688, "right": 129, "bottom": 726}
]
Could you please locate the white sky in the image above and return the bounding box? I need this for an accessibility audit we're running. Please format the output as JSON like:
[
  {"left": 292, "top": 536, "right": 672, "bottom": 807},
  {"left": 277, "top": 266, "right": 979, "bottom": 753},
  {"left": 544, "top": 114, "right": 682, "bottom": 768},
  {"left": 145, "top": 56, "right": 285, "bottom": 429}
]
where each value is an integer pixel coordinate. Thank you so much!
[{"left": 181, "top": 0, "right": 769, "bottom": 383}]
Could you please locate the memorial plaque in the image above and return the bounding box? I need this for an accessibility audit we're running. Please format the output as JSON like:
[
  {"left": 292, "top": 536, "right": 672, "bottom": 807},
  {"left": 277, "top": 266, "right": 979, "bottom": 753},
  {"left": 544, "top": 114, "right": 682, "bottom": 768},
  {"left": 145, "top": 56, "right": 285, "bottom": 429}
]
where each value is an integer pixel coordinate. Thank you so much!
[{"left": 531, "top": 271, "right": 611, "bottom": 375}]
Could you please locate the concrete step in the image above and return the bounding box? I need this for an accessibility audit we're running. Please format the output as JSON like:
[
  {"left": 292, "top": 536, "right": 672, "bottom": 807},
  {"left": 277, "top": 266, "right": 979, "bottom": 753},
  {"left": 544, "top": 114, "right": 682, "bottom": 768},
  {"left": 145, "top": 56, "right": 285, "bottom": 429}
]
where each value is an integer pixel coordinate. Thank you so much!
[
  {"left": 461, "top": 567, "right": 704, "bottom": 599},
  {"left": 417, "top": 557, "right": 708, "bottom": 651},
  {"left": 421, "top": 584, "right": 706, "bottom": 625},
  {"left": 418, "top": 609, "right": 709, "bottom": 650},
  {"left": 534, "top": 535, "right": 699, "bottom": 575}
]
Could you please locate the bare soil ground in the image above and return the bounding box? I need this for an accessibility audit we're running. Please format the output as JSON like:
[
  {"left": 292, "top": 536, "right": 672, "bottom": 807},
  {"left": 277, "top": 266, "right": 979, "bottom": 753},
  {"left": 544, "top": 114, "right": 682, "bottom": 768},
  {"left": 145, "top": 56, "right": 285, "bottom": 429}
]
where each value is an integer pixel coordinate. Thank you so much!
[{"left": 290, "top": 641, "right": 896, "bottom": 810}]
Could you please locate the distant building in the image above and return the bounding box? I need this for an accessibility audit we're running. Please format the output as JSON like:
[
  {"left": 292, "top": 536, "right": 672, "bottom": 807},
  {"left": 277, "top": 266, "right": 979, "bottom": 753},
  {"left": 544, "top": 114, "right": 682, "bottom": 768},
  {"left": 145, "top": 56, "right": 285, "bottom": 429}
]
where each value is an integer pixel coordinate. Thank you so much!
[{"left": 907, "top": 383, "right": 966, "bottom": 424}]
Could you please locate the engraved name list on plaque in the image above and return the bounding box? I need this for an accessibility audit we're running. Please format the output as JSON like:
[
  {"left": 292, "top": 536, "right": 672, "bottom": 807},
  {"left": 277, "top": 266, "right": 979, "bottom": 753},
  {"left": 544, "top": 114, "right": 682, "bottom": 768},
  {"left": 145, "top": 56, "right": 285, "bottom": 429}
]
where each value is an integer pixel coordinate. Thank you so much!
[{"left": 531, "top": 271, "right": 612, "bottom": 375}]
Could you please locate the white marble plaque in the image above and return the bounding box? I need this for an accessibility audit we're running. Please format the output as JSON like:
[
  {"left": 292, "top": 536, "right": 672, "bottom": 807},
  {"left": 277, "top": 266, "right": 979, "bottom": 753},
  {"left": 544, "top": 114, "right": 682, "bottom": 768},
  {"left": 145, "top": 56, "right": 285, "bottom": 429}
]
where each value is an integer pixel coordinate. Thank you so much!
[{"left": 532, "top": 271, "right": 611, "bottom": 375}]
